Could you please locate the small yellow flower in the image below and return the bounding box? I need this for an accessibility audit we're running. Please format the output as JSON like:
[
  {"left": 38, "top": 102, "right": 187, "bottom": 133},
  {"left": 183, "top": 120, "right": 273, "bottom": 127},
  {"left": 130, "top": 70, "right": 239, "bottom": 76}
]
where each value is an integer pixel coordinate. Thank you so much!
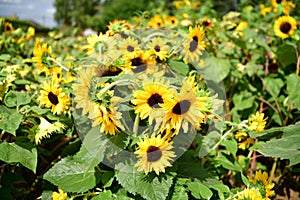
[
  {"left": 52, "top": 188, "right": 67, "bottom": 200},
  {"left": 249, "top": 170, "right": 275, "bottom": 200},
  {"left": 235, "top": 188, "right": 263, "bottom": 200},
  {"left": 235, "top": 131, "right": 248, "bottom": 142},
  {"left": 238, "top": 138, "right": 255, "bottom": 150},
  {"left": 248, "top": 112, "right": 267, "bottom": 132}
]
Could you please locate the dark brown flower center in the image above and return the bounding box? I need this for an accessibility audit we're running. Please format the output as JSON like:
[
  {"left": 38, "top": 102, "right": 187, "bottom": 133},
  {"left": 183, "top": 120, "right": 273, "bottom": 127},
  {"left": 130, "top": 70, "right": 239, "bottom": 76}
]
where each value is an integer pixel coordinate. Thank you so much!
[
  {"left": 202, "top": 21, "right": 210, "bottom": 27},
  {"left": 48, "top": 92, "right": 59, "bottom": 105},
  {"left": 276, "top": 0, "right": 282, "bottom": 3},
  {"left": 172, "top": 100, "right": 191, "bottom": 115},
  {"left": 120, "top": 32, "right": 128, "bottom": 39},
  {"left": 154, "top": 45, "right": 161, "bottom": 52},
  {"left": 127, "top": 45, "right": 134, "bottom": 52},
  {"left": 131, "top": 57, "right": 147, "bottom": 73},
  {"left": 147, "top": 146, "right": 162, "bottom": 162},
  {"left": 147, "top": 93, "right": 163, "bottom": 108},
  {"left": 279, "top": 22, "right": 292, "bottom": 34},
  {"left": 189, "top": 36, "right": 199, "bottom": 52}
]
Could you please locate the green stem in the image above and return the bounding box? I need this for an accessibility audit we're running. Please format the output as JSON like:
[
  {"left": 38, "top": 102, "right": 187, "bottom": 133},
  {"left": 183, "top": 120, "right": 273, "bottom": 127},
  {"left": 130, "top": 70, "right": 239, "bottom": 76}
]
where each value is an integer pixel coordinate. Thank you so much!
[
  {"left": 269, "top": 158, "right": 278, "bottom": 183},
  {"left": 133, "top": 113, "right": 140, "bottom": 136},
  {"left": 47, "top": 57, "right": 69, "bottom": 71}
]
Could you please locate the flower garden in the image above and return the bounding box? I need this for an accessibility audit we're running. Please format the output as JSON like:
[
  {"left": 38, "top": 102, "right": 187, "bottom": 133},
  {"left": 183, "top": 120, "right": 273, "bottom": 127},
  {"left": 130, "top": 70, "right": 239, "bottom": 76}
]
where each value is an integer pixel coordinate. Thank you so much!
[{"left": 0, "top": 0, "right": 299, "bottom": 199}]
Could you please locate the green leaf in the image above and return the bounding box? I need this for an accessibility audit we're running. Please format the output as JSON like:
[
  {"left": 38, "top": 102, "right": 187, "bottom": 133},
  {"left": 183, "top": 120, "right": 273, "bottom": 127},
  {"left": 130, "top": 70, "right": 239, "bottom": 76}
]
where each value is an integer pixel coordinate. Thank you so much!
[
  {"left": 221, "top": 139, "right": 238, "bottom": 156},
  {"left": 172, "top": 184, "right": 188, "bottom": 200},
  {"left": 0, "top": 105, "right": 23, "bottom": 135},
  {"left": 4, "top": 91, "right": 31, "bottom": 108},
  {"left": 0, "top": 141, "right": 37, "bottom": 173},
  {"left": 240, "top": 172, "right": 250, "bottom": 186},
  {"left": 249, "top": 121, "right": 300, "bottom": 138},
  {"left": 204, "top": 178, "right": 230, "bottom": 200},
  {"left": 175, "top": 152, "right": 210, "bottom": 179},
  {"left": 43, "top": 127, "right": 108, "bottom": 193},
  {"left": 198, "top": 131, "right": 221, "bottom": 158},
  {"left": 256, "top": 134, "right": 300, "bottom": 166},
  {"left": 91, "top": 190, "right": 114, "bottom": 200},
  {"left": 231, "top": 91, "right": 255, "bottom": 112},
  {"left": 277, "top": 44, "right": 297, "bottom": 67},
  {"left": 286, "top": 74, "right": 300, "bottom": 110},
  {"left": 0, "top": 54, "right": 11, "bottom": 61},
  {"left": 115, "top": 162, "right": 173, "bottom": 200},
  {"left": 263, "top": 77, "right": 284, "bottom": 97},
  {"left": 168, "top": 59, "right": 190, "bottom": 75},
  {"left": 43, "top": 156, "right": 96, "bottom": 193},
  {"left": 202, "top": 57, "right": 231, "bottom": 83},
  {"left": 215, "top": 152, "right": 242, "bottom": 172},
  {"left": 187, "top": 180, "right": 213, "bottom": 199}
]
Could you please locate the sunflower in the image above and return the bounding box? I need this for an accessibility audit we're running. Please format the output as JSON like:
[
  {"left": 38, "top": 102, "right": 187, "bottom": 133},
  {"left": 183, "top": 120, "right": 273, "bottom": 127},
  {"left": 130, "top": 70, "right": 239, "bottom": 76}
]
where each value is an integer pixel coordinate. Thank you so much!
[
  {"left": 249, "top": 170, "right": 275, "bottom": 200},
  {"left": 122, "top": 50, "right": 156, "bottom": 74},
  {"left": 106, "top": 19, "right": 132, "bottom": 36},
  {"left": 84, "top": 33, "right": 119, "bottom": 65},
  {"left": 235, "top": 188, "right": 263, "bottom": 200},
  {"left": 135, "top": 135, "right": 175, "bottom": 175},
  {"left": 73, "top": 67, "right": 96, "bottom": 116},
  {"left": 32, "top": 41, "right": 55, "bottom": 74},
  {"left": 183, "top": 25, "right": 206, "bottom": 63},
  {"left": 52, "top": 188, "right": 67, "bottom": 200},
  {"left": 4, "top": 22, "right": 14, "bottom": 34},
  {"left": 248, "top": 111, "right": 267, "bottom": 131},
  {"left": 274, "top": 16, "right": 297, "bottom": 39},
  {"left": 164, "top": 15, "right": 179, "bottom": 27},
  {"left": 131, "top": 80, "right": 173, "bottom": 124},
  {"left": 89, "top": 97, "right": 124, "bottom": 135},
  {"left": 38, "top": 81, "right": 70, "bottom": 115},
  {"left": 201, "top": 17, "right": 214, "bottom": 30},
  {"left": 118, "top": 36, "right": 140, "bottom": 55},
  {"left": 147, "top": 15, "right": 164, "bottom": 29},
  {"left": 260, "top": 4, "right": 272, "bottom": 16},
  {"left": 146, "top": 37, "right": 169, "bottom": 61},
  {"left": 35, "top": 117, "right": 66, "bottom": 144},
  {"left": 162, "top": 81, "right": 206, "bottom": 135}
]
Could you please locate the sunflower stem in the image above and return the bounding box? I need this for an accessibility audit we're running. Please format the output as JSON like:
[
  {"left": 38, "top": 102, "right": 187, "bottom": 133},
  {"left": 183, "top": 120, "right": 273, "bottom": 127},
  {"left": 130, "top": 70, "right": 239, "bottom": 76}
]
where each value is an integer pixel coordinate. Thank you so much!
[
  {"left": 133, "top": 113, "right": 140, "bottom": 137},
  {"left": 47, "top": 57, "right": 69, "bottom": 71}
]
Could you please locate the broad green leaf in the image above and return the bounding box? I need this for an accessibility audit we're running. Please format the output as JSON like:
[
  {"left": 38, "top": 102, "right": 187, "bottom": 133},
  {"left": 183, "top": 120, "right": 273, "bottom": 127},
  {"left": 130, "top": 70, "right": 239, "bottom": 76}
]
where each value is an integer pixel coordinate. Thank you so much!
[
  {"left": 168, "top": 59, "right": 190, "bottom": 75},
  {"left": 187, "top": 180, "right": 213, "bottom": 199},
  {"left": 240, "top": 172, "right": 250, "bottom": 186},
  {"left": 249, "top": 121, "right": 300, "bottom": 138},
  {"left": 43, "top": 156, "right": 96, "bottom": 193},
  {"left": 4, "top": 91, "right": 31, "bottom": 108},
  {"left": 277, "top": 44, "right": 297, "bottom": 67},
  {"left": 286, "top": 74, "right": 300, "bottom": 110},
  {"left": 43, "top": 127, "right": 107, "bottom": 193},
  {"left": 0, "top": 141, "right": 37, "bottom": 173},
  {"left": 221, "top": 139, "right": 238, "bottom": 156},
  {"left": 198, "top": 131, "right": 221, "bottom": 158},
  {"left": 0, "top": 105, "right": 22, "bottom": 136},
  {"left": 204, "top": 178, "right": 230, "bottom": 200},
  {"left": 256, "top": 134, "right": 300, "bottom": 166},
  {"left": 175, "top": 152, "right": 210, "bottom": 179},
  {"left": 91, "top": 190, "right": 114, "bottom": 200},
  {"left": 215, "top": 152, "right": 242, "bottom": 172},
  {"left": 115, "top": 162, "right": 173, "bottom": 200},
  {"left": 202, "top": 57, "right": 231, "bottom": 83},
  {"left": 0, "top": 54, "right": 11, "bottom": 61},
  {"left": 231, "top": 91, "right": 255, "bottom": 112},
  {"left": 172, "top": 185, "right": 188, "bottom": 200},
  {"left": 263, "top": 77, "right": 284, "bottom": 97}
]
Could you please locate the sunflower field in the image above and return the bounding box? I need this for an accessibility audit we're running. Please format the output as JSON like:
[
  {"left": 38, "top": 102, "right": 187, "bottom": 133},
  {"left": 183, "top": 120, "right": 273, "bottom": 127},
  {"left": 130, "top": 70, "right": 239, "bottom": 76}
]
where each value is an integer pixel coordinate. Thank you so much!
[{"left": 0, "top": 0, "right": 300, "bottom": 199}]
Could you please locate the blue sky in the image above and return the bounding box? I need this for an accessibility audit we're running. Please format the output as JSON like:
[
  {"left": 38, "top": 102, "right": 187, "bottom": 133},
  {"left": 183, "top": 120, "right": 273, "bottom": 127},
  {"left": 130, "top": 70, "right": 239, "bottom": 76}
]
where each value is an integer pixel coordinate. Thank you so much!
[{"left": 0, "top": 0, "right": 56, "bottom": 28}]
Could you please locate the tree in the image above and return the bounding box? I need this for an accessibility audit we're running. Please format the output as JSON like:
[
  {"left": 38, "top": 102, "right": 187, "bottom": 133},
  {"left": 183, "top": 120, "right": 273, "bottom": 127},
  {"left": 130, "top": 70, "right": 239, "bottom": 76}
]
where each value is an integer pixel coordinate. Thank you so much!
[{"left": 53, "top": 0, "right": 101, "bottom": 28}]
